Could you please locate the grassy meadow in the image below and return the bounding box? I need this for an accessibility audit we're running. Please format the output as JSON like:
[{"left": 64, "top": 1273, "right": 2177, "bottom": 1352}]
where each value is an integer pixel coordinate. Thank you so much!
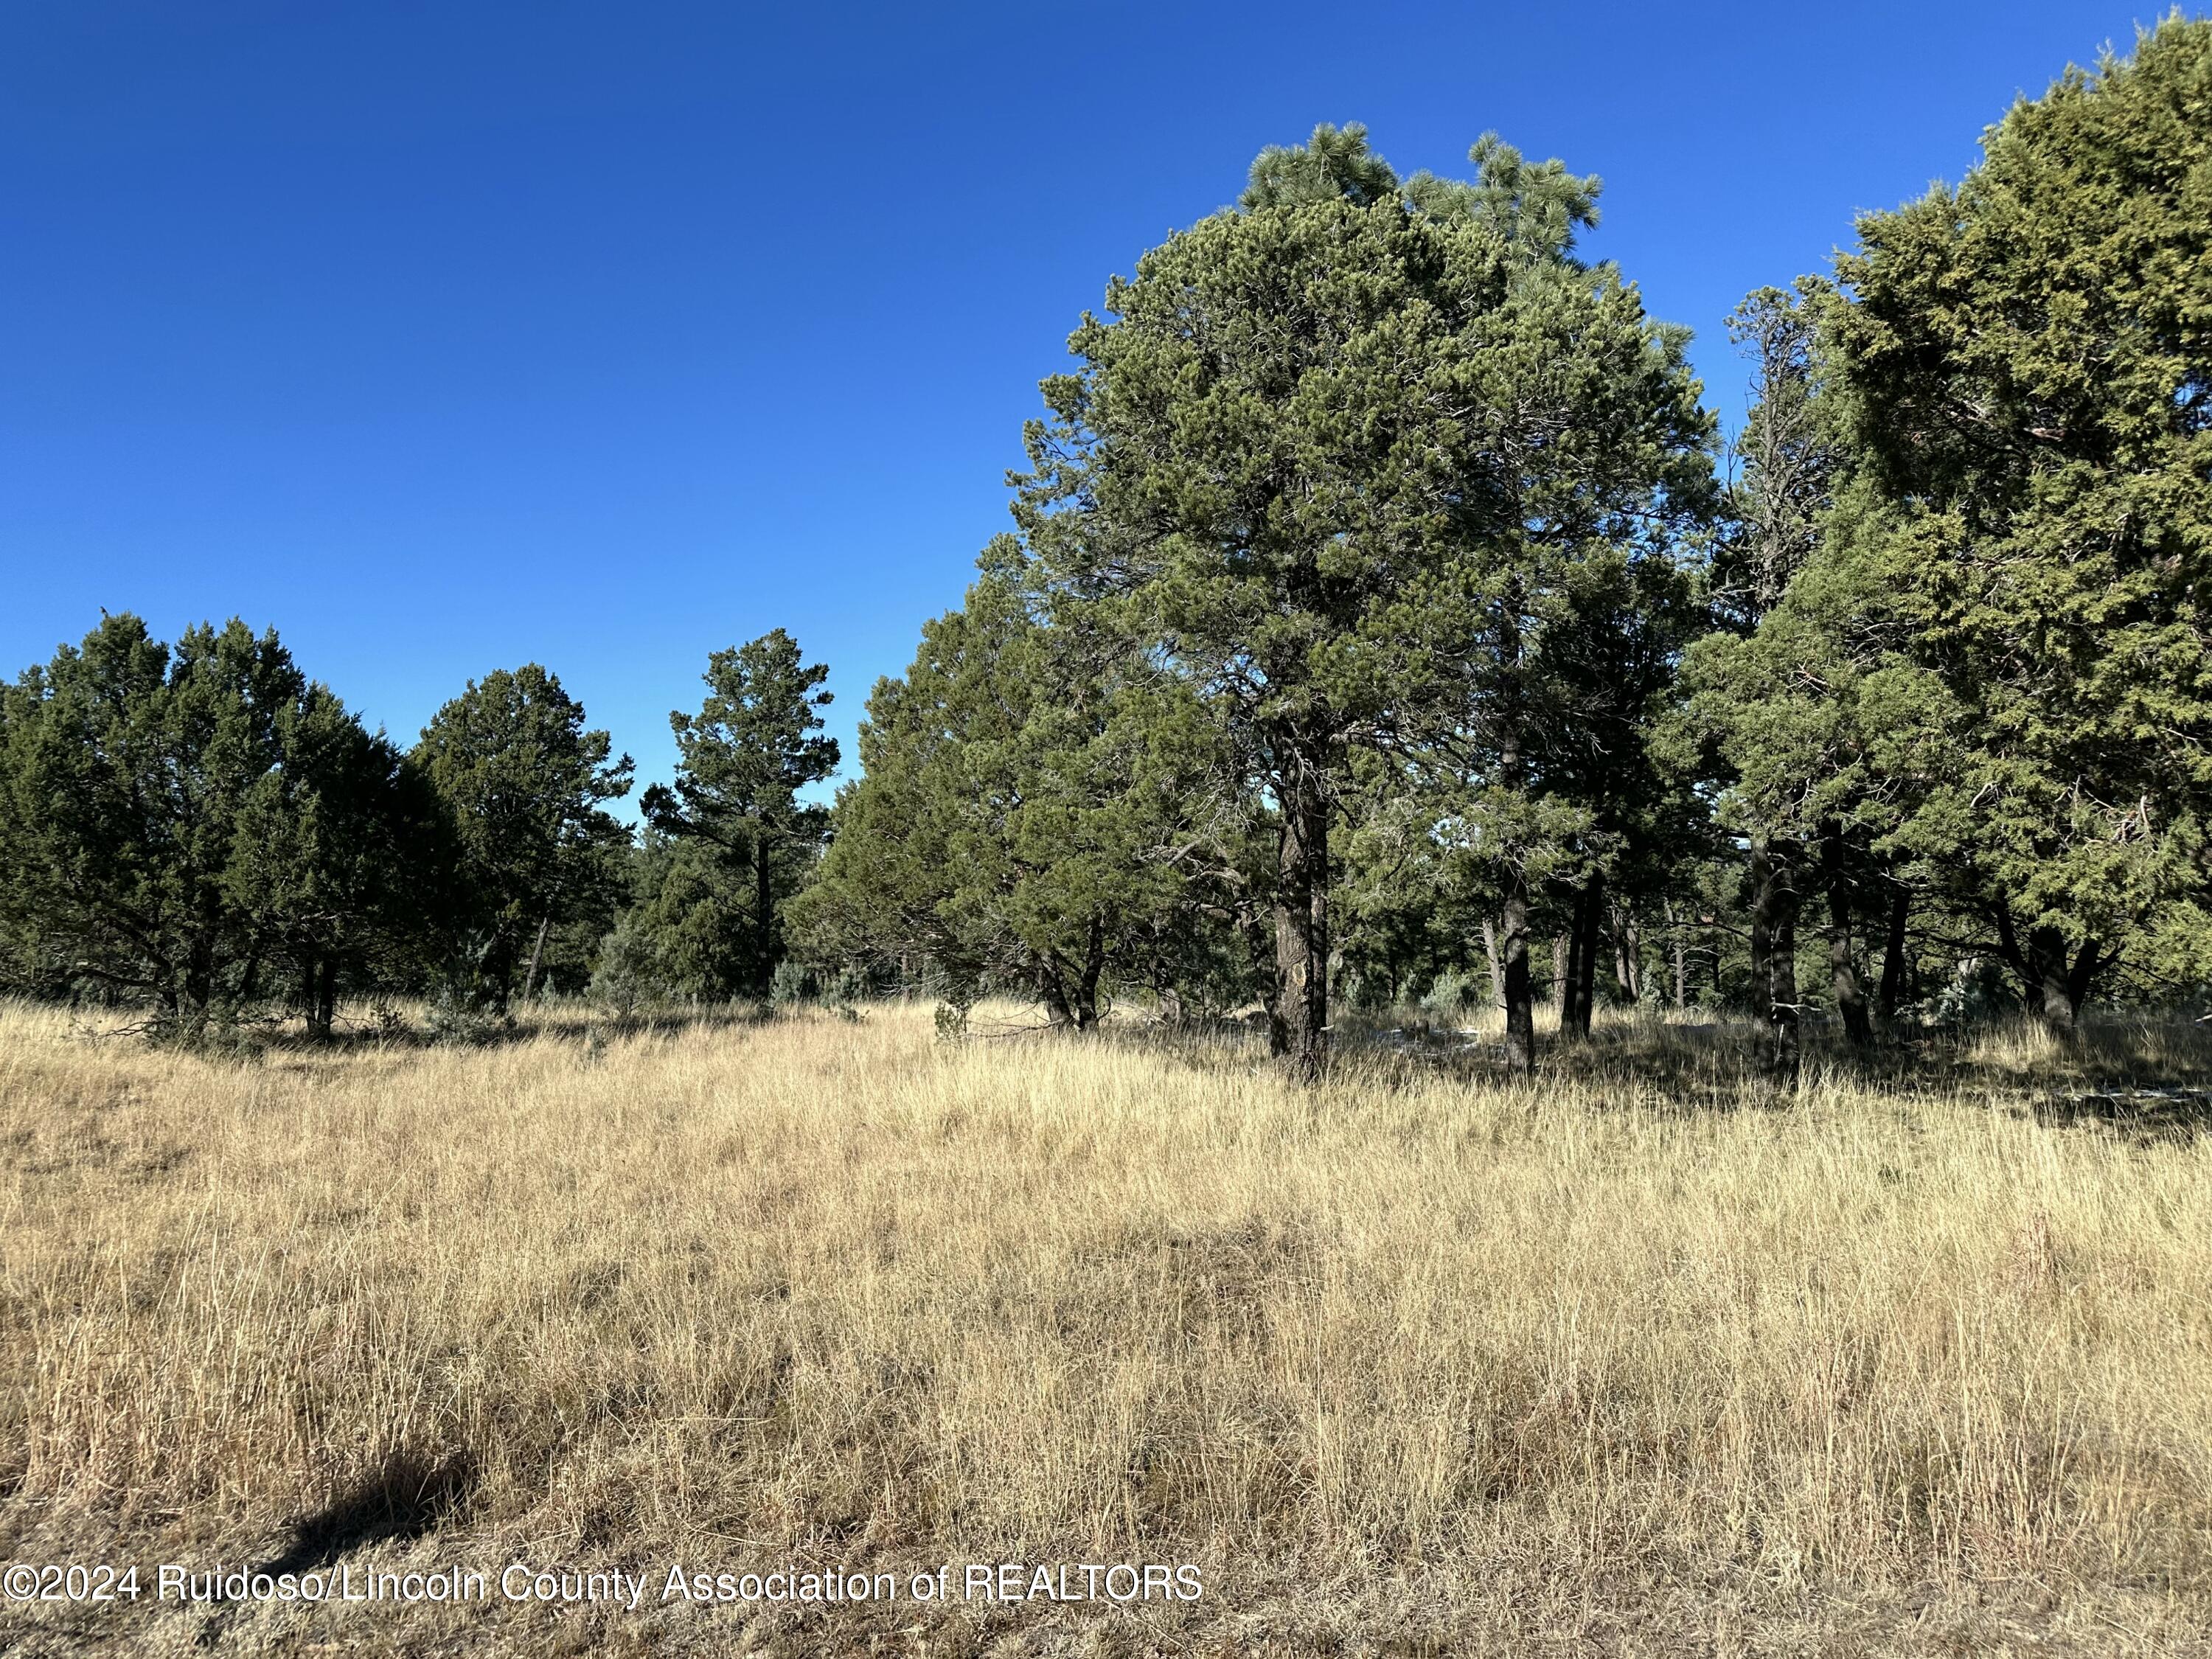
[{"left": 1, "top": 998, "right": 2210, "bottom": 1655}]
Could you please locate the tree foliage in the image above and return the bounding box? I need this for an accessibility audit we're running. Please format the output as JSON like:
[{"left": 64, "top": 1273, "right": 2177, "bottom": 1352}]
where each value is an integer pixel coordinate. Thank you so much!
[
  {"left": 637, "top": 630, "right": 838, "bottom": 995},
  {"left": 0, "top": 615, "right": 443, "bottom": 1034},
  {"left": 1827, "top": 16, "right": 2212, "bottom": 1023},
  {"left": 413, "top": 664, "right": 633, "bottom": 1008}
]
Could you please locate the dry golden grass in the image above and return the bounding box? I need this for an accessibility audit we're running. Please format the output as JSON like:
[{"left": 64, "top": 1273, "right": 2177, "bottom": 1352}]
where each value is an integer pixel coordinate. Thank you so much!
[{"left": 2, "top": 997, "right": 2210, "bottom": 1655}]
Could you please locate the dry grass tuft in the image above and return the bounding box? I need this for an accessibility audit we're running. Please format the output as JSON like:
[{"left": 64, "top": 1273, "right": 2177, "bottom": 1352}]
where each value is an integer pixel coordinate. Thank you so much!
[{"left": 2, "top": 998, "right": 2210, "bottom": 1654}]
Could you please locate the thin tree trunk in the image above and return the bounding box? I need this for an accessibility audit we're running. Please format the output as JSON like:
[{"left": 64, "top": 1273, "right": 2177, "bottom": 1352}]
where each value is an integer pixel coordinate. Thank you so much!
[
  {"left": 1823, "top": 835, "right": 1872, "bottom": 1047},
  {"left": 1561, "top": 890, "right": 1587, "bottom": 1039},
  {"left": 1497, "top": 726, "right": 1534, "bottom": 1074},
  {"left": 521, "top": 916, "right": 551, "bottom": 1003},
  {"left": 756, "top": 832, "right": 776, "bottom": 991},
  {"left": 1574, "top": 872, "right": 1603, "bottom": 1037},
  {"left": 1877, "top": 885, "right": 1909, "bottom": 1020},
  {"left": 1752, "top": 838, "right": 1801, "bottom": 1072},
  {"left": 316, "top": 956, "right": 338, "bottom": 1037},
  {"left": 1481, "top": 917, "right": 1506, "bottom": 1014},
  {"left": 1562, "top": 872, "right": 1604, "bottom": 1041},
  {"left": 1551, "top": 935, "right": 1568, "bottom": 1015},
  {"left": 300, "top": 958, "right": 327, "bottom": 1039},
  {"left": 1501, "top": 872, "right": 1534, "bottom": 1075},
  {"left": 1271, "top": 761, "right": 1329, "bottom": 1079},
  {"left": 1769, "top": 884, "right": 1801, "bottom": 1074},
  {"left": 1613, "top": 907, "right": 1641, "bottom": 1003},
  {"left": 1073, "top": 917, "right": 1105, "bottom": 1031},
  {"left": 1748, "top": 836, "right": 1774, "bottom": 1028},
  {"left": 1666, "top": 900, "right": 1687, "bottom": 1009}
]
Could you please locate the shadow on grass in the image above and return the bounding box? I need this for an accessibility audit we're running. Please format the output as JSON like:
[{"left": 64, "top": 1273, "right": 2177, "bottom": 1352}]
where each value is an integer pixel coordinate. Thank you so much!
[
  {"left": 266, "top": 999, "right": 779, "bottom": 1057},
  {"left": 253, "top": 1447, "right": 479, "bottom": 1579},
  {"left": 1097, "top": 1006, "right": 2212, "bottom": 1122},
  {"left": 2023, "top": 1087, "right": 2212, "bottom": 1145}
]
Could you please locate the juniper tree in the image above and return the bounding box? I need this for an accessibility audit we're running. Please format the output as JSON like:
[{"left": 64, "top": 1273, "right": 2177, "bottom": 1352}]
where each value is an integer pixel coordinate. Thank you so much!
[
  {"left": 1829, "top": 16, "right": 2212, "bottom": 1026},
  {"left": 413, "top": 664, "right": 633, "bottom": 1007},
  {"left": 0, "top": 614, "right": 439, "bottom": 1033},
  {"left": 793, "top": 545, "right": 1247, "bottom": 1028}
]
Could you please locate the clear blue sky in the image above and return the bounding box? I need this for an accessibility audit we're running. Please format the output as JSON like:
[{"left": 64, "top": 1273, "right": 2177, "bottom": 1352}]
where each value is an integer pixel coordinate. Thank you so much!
[{"left": 0, "top": 1, "right": 2170, "bottom": 807}]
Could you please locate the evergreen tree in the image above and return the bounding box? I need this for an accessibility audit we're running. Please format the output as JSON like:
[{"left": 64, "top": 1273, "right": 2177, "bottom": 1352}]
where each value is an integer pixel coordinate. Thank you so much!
[
  {"left": 413, "top": 664, "right": 633, "bottom": 1008},
  {"left": 1018, "top": 124, "right": 1711, "bottom": 1074},
  {"left": 1829, "top": 17, "right": 2212, "bottom": 1026},
  {"left": 1676, "top": 282, "right": 1880, "bottom": 1065},
  {"left": 0, "top": 614, "right": 439, "bottom": 1034},
  {"left": 793, "top": 549, "right": 1248, "bottom": 1027},
  {"left": 639, "top": 630, "right": 837, "bottom": 995}
]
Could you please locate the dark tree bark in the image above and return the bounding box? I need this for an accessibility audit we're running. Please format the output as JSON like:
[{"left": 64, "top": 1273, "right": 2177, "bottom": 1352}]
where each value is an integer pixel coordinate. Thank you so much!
[
  {"left": 1271, "top": 761, "right": 1330, "bottom": 1079},
  {"left": 1822, "top": 835, "right": 1873, "bottom": 1047},
  {"left": 1612, "top": 905, "right": 1641, "bottom": 1002},
  {"left": 521, "top": 915, "right": 552, "bottom": 1004},
  {"left": 1665, "top": 899, "right": 1688, "bottom": 1009},
  {"left": 316, "top": 956, "right": 338, "bottom": 1037},
  {"left": 1574, "top": 874, "right": 1604, "bottom": 1036},
  {"left": 1995, "top": 907, "right": 2102, "bottom": 1032},
  {"left": 1751, "top": 838, "right": 1801, "bottom": 1072},
  {"left": 1072, "top": 917, "right": 1106, "bottom": 1032},
  {"left": 755, "top": 831, "right": 776, "bottom": 992},
  {"left": 1877, "top": 885, "right": 1910, "bottom": 1020},
  {"left": 1749, "top": 837, "right": 1774, "bottom": 1026},
  {"left": 1560, "top": 890, "right": 1587, "bottom": 1040},
  {"left": 1560, "top": 872, "right": 1604, "bottom": 1041},
  {"left": 1037, "top": 965, "right": 1076, "bottom": 1029},
  {"left": 1500, "top": 875, "right": 1535, "bottom": 1076},
  {"left": 300, "top": 957, "right": 330, "bottom": 1040},
  {"left": 1495, "top": 723, "right": 1534, "bottom": 1074}
]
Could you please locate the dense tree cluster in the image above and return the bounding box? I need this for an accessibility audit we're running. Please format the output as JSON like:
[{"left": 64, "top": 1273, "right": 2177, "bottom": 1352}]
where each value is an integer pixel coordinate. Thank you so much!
[
  {"left": 4, "top": 21, "right": 2207, "bottom": 1066},
  {"left": 805, "top": 24, "right": 2212, "bottom": 1071}
]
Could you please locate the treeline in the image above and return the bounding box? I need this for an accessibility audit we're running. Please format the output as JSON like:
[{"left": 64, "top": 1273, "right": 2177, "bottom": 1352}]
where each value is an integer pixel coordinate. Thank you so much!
[
  {"left": 0, "top": 619, "right": 833, "bottom": 1040},
  {"left": 795, "top": 21, "right": 2212, "bottom": 1075},
  {"left": 4, "top": 21, "right": 2208, "bottom": 1071}
]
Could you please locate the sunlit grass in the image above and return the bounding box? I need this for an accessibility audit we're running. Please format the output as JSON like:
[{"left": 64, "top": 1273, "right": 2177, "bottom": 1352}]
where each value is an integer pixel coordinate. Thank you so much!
[{"left": 1, "top": 997, "right": 2208, "bottom": 1652}]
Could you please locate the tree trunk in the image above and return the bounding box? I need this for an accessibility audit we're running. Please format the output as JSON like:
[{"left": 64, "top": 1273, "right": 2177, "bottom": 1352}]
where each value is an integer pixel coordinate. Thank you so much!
[
  {"left": 756, "top": 832, "right": 776, "bottom": 991},
  {"left": 1271, "top": 764, "right": 1329, "bottom": 1080},
  {"left": 1038, "top": 964, "right": 1076, "bottom": 1029},
  {"left": 1752, "top": 839, "right": 1801, "bottom": 1072},
  {"left": 1561, "top": 891, "right": 1587, "bottom": 1040},
  {"left": 1481, "top": 917, "right": 1505, "bottom": 1014},
  {"left": 1613, "top": 906, "right": 1640, "bottom": 1002},
  {"left": 1551, "top": 935, "right": 1568, "bottom": 1015},
  {"left": 1561, "top": 872, "right": 1604, "bottom": 1042},
  {"left": 1822, "top": 835, "right": 1872, "bottom": 1047},
  {"left": 521, "top": 915, "right": 552, "bottom": 1004},
  {"left": 1877, "top": 885, "right": 1910, "bottom": 1020},
  {"left": 1748, "top": 836, "right": 1774, "bottom": 1026},
  {"left": 1575, "top": 873, "right": 1603, "bottom": 1036},
  {"left": 316, "top": 956, "right": 338, "bottom": 1037},
  {"left": 1665, "top": 900, "right": 1687, "bottom": 1009},
  {"left": 1501, "top": 872, "right": 1535, "bottom": 1076},
  {"left": 1072, "top": 917, "right": 1106, "bottom": 1032},
  {"left": 300, "top": 958, "right": 328, "bottom": 1040},
  {"left": 2025, "top": 925, "right": 2098, "bottom": 1032}
]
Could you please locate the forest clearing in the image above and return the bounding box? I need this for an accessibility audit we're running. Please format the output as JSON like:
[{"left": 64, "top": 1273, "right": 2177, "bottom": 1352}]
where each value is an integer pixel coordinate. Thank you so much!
[
  {"left": 3, "top": 999, "right": 2209, "bottom": 1655},
  {"left": 7, "top": 10, "right": 2212, "bottom": 1655}
]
